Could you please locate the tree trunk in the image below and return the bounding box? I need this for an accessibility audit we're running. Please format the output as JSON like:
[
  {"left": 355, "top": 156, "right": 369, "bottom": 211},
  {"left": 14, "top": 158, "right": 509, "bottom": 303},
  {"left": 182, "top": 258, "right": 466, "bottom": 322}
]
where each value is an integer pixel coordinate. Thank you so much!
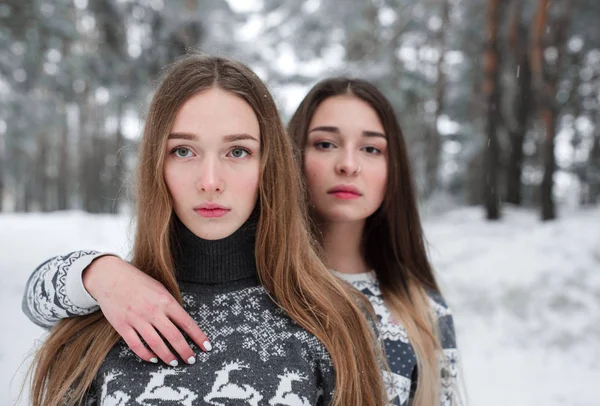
[
  {"left": 57, "top": 106, "right": 69, "bottom": 210},
  {"left": 424, "top": 0, "right": 450, "bottom": 198},
  {"left": 424, "top": 127, "right": 441, "bottom": 197},
  {"left": 505, "top": 0, "right": 533, "bottom": 205},
  {"left": 531, "top": 0, "right": 574, "bottom": 220},
  {"left": 0, "top": 132, "right": 4, "bottom": 212},
  {"left": 91, "top": 105, "right": 106, "bottom": 214},
  {"left": 79, "top": 91, "right": 98, "bottom": 213},
  {"left": 110, "top": 100, "right": 125, "bottom": 214},
  {"left": 566, "top": 51, "right": 587, "bottom": 205},
  {"left": 180, "top": 0, "right": 202, "bottom": 51},
  {"left": 483, "top": 0, "right": 504, "bottom": 220},
  {"left": 467, "top": 152, "right": 485, "bottom": 205},
  {"left": 80, "top": 102, "right": 91, "bottom": 213},
  {"left": 540, "top": 109, "right": 557, "bottom": 219},
  {"left": 23, "top": 158, "right": 34, "bottom": 212},
  {"left": 588, "top": 114, "right": 600, "bottom": 204},
  {"left": 35, "top": 132, "right": 50, "bottom": 212},
  {"left": 57, "top": 31, "right": 74, "bottom": 211},
  {"left": 14, "top": 153, "right": 25, "bottom": 212}
]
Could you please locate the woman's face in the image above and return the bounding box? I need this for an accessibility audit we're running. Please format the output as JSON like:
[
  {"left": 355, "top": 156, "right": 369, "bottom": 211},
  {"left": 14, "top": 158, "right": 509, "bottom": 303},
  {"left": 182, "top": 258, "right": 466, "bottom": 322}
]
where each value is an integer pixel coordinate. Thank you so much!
[
  {"left": 303, "top": 95, "right": 388, "bottom": 223},
  {"left": 164, "top": 87, "right": 261, "bottom": 240}
]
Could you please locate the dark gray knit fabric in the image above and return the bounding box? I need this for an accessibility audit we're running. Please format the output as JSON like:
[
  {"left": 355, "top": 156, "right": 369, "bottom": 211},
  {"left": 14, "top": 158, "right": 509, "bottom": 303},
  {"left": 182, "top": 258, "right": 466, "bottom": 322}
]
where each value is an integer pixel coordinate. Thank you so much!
[
  {"left": 23, "top": 217, "right": 336, "bottom": 405},
  {"left": 170, "top": 215, "right": 259, "bottom": 287}
]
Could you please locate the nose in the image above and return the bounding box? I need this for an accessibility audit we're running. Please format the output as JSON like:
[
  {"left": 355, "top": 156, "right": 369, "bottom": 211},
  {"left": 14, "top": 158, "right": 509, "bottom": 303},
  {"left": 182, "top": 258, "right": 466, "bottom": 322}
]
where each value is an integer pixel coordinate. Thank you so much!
[
  {"left": 334, "top": 149, "right": 361, "bottom": 176},
  {"left": 196, "top": 156, "right": 224, "bottom": 193}
]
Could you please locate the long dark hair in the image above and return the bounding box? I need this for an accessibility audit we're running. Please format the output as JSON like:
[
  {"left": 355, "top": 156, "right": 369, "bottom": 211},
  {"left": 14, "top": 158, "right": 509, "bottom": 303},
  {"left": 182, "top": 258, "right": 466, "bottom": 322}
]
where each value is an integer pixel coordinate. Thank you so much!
[{"left": 288, "top": 77, "right": 443, "bottom": 406}]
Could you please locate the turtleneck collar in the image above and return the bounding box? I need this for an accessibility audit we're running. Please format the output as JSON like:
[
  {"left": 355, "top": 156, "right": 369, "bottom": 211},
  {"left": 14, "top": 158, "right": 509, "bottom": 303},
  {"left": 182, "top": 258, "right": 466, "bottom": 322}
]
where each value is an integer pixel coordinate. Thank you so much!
[{"left": 171, "top": 214, "right": 258, "bottom": 285}]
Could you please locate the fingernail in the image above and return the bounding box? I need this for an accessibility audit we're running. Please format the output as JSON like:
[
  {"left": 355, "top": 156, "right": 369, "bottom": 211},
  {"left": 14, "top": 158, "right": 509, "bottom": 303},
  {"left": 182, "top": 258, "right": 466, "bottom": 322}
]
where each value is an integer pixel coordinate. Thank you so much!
[
  {"left": 187, "top": 356, "right": 196, "bottom": 365},
  {"left": 169, "top": 360, "right": 179, "bottom": 367},
  {"left": 149, "top": 357, "right": 158, "bottom": 364},
  {"left": 203, "top": 341, "right": 212, "bottom": 351}
]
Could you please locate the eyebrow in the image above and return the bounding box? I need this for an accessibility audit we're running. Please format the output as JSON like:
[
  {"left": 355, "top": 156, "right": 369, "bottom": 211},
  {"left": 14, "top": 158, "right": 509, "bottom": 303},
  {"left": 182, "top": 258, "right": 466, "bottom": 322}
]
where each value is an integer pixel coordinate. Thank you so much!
[
  {"left": 168, "top": 132, "right": 196, "bottom": 141},
  {"left": 308, "top": 126, "right": 387, "bottom": 139},
  {"left": 224, "top": 133, "right": 259, "bottom": 143},
  {"left": 168, "top": 132, "right": 259, "bottom": 142}
]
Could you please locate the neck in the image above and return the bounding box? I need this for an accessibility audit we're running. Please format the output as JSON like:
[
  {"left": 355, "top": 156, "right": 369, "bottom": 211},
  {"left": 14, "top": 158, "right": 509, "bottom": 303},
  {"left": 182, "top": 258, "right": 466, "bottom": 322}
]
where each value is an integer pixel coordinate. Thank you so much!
[
  {"left": 171, "top": 215, "right": 259, "bottom": 285},
  {"left": 320, "top": 220, "right": 370, "bottom": 274}
]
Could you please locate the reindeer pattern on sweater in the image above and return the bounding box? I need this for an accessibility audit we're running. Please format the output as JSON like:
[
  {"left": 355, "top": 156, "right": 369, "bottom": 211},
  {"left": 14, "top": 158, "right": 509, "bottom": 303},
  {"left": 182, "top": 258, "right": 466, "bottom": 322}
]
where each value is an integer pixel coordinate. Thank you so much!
[{"left": 84, "top": 285, "right": 334, "bottom": 405}]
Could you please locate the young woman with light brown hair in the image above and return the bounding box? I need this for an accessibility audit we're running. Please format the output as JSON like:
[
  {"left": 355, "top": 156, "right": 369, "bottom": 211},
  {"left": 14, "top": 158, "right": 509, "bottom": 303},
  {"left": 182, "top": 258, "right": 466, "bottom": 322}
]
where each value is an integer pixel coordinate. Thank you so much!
[
  {"left": 24, "top": 55, "right": 386, "bottom": 405},
  {"left": 288, "top": 77, "right": 463, "bottom": 406}
]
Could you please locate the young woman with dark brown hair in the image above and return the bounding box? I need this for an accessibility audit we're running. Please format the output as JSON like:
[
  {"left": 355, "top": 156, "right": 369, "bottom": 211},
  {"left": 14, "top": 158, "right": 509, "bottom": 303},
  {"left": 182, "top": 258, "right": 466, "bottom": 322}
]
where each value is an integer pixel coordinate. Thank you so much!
[
  {"left": 287, "top": 77, "right": 463, "bottom": 406},
  {"left": 24, "top": 56, "right": 386, "bottom": 406}
]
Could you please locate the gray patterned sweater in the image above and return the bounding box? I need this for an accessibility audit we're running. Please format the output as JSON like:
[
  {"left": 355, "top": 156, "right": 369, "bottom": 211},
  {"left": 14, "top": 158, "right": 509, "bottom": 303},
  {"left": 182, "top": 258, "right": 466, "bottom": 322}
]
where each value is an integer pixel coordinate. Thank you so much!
[
  {"left": 332, "top": 271, "right": 462, "bottom": 406},
  {"left": 23, "top": 218, "right": 335, "bottom": 405}
]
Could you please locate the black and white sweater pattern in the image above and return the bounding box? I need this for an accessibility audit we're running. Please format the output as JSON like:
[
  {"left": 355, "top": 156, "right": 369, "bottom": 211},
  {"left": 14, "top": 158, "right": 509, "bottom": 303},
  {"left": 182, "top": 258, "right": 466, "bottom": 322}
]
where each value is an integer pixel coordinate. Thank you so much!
[
  {"left": 23, "top": 218, "right": 335, "bottom": 405},
  {"left": 22, "top": 250, "right": 105, "bottom": 329},
  {"left": 332, "top": 271, "right": 462, "bottom": 406},
  {"left": 86, "top": 285, "right": 333, "bottom": 405}
]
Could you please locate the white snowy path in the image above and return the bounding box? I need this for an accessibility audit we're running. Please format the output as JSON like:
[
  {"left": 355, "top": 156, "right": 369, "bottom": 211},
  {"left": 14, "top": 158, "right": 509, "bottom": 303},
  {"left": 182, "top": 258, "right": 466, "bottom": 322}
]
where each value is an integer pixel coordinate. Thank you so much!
[{"left": 1, "top": 207, "right": 599, "bottom": 406}]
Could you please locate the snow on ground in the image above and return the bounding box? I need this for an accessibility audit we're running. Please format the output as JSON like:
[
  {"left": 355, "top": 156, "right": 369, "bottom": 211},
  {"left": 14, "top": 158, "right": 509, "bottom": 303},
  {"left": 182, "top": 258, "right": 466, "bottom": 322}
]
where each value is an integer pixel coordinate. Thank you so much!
[{"left": 1, "top": 206, "right": 599, "bottom": 406}]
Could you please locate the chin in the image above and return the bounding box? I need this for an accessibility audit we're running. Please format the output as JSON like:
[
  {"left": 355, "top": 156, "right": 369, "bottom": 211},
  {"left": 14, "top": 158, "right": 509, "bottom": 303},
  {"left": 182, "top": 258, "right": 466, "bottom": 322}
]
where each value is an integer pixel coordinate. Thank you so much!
[
  {"left": 320, "top": 209, "right": 368, "bottom": 223},
  {"left": 187, "top": 223, "right": 237, "bottom": 240},
  {"left": 196, "top": 232, "right": 228, "bottom": 240}
]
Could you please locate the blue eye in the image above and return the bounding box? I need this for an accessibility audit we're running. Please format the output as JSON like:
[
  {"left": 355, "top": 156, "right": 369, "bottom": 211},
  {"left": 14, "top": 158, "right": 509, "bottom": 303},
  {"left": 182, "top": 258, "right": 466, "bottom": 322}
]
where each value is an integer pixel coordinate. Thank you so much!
[
  {"left": 228, "top": 147, "right": 250, "bottom": 158},
  {"left": 173, "top": 147, "right": 193, "bottom": 158}
]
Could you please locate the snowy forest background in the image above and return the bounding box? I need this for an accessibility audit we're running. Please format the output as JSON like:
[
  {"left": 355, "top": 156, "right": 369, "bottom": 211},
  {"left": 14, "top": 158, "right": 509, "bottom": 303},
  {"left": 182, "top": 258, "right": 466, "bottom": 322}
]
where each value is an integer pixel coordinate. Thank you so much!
[{"left": 1, "top": 0, "right": 599, "bottom": 405}]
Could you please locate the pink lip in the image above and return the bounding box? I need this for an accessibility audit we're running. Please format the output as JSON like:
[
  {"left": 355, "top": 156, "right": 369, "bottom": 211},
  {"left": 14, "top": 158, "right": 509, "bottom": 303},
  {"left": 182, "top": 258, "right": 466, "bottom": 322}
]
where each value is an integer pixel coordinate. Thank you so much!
[
  {"left": 327, "top": 185, "right": 362, "bottom": 200},
  {"left": 194, "top": 203, "right": 230, "bottom": 218}
]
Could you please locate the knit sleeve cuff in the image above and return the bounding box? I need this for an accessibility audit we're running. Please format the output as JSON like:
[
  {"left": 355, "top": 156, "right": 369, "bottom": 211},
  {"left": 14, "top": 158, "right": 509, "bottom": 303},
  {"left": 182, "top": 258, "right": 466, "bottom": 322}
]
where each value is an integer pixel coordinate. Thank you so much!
[{"left": 65, "top": 252, "right": 120, "bottom": 309}]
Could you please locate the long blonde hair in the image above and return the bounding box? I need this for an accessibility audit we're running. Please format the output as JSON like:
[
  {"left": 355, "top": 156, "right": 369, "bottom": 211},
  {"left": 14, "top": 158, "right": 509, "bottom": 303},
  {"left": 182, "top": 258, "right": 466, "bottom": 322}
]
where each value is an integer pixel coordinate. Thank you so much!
[
  {"left": 289, "top": 77, "right": 447, "bottom": 406},
  {"left": 29, "top": 55, "right": 386, "bottom": 406}
]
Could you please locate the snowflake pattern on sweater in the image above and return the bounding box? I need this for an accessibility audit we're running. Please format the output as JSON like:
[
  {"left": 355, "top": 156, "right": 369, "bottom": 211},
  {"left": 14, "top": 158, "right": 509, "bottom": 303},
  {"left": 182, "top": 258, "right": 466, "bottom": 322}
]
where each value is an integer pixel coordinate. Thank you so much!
[
  {"left": 84, "top": 286, "right": 334, "bottom": 405},
  {"left": 333, "top": 271, "right": 462, "bottom": 406},
  {"left": 23, "top": 252, "right": 336, "bottom": 405}
]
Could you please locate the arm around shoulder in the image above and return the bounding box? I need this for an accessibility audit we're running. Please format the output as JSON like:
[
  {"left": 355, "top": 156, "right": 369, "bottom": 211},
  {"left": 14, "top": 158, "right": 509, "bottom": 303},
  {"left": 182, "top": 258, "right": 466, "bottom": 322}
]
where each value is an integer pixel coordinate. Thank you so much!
[{"left": 22, "top": 250, "right": 119, "bottom": 329}]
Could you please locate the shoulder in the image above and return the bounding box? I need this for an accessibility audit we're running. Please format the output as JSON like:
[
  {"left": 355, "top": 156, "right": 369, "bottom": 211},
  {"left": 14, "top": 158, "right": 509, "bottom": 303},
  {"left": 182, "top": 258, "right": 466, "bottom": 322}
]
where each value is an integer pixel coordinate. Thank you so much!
[
  {"left": 331, "top": 270, "right": 382, "bottom": 296},
  {"left": 426, "top": 289, "right": 452, "bottom": 316},
  {"left": 426, "top": 289, "right": 457, "bottom": 350}
]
